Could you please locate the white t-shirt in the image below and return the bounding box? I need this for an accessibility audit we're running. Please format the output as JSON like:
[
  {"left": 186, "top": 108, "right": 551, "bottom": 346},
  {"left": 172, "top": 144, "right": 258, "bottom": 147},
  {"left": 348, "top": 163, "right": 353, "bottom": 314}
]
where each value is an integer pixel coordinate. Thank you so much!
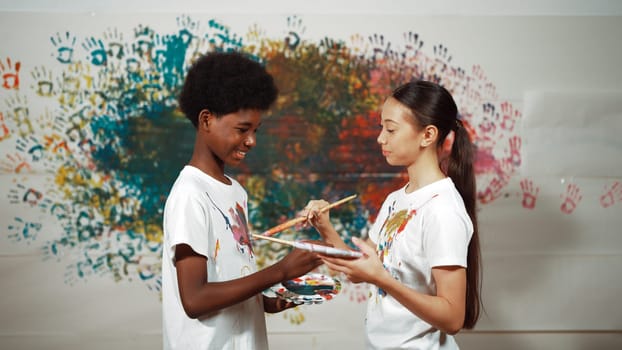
[
  {"left": 366, "top": 177, "right": 473, "bottom": 350},
  {"left": 162, "top": 166, "right": 268, "bottom": 350}
]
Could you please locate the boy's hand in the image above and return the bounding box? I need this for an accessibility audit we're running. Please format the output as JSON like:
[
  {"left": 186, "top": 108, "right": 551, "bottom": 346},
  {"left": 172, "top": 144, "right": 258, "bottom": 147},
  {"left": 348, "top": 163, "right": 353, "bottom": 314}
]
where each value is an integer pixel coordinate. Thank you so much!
[{"left": 276, "top": 247, "right": 323, "bottom": 282}]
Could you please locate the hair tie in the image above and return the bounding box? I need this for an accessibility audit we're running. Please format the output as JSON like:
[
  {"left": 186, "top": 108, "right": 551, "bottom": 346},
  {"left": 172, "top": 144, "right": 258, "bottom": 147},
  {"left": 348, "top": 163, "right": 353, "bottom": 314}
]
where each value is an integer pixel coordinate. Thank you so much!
[{"left": 454, "top": 119, "right": 462, "bottom": 131}]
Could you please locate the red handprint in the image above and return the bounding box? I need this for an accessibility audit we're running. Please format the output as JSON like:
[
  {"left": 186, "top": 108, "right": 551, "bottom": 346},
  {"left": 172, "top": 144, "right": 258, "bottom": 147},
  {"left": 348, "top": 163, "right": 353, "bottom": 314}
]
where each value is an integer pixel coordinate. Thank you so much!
[
  {"left": 478, "top": 159, "right": 513, "bottom": 205},
  {"left": 506, "top": 136, "right": 522, "bottom": 167},
  {"left": 519, "top": 178, "right": 539, "bottom": 209},
  {"left": 560, "top": 183, "right": 583, "bottom": 214},
  {"left": 500, "top": 101, "right": 521, "bottom": 132},
  {"left": 478, "top": 177, "right": 506, "bottom": 204},
  {"left": 0, "top": 112, "right": 10, "bottom": 141},
  {"left": 0, "top": 57, "right": 21, "bottom": 89},
  {"left": 600, "top": 181, "right": 622, "bottom": 208}
]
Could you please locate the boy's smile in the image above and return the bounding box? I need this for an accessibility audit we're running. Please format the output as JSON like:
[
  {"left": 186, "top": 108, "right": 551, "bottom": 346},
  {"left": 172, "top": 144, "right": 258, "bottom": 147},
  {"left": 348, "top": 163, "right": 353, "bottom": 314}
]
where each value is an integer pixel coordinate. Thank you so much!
[{"left": 204, "top": 109, "right": 262, "bottom": 166}]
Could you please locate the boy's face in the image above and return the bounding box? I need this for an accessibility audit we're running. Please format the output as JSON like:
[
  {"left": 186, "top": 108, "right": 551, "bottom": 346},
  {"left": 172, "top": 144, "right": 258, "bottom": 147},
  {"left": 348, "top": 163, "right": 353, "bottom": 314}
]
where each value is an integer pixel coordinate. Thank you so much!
[{"left": 204, "top": 109, "right": 262, "bottom": 166}]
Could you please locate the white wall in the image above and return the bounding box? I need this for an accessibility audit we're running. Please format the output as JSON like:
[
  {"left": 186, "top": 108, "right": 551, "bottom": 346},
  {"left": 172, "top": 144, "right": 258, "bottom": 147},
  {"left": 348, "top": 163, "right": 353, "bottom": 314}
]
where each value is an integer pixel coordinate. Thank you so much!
[
  {"left": 1, "top": 0, "right": 622, "bottom": 15},
  {"left": 1, "top": 1, "right": 621, "bottom": 349}
]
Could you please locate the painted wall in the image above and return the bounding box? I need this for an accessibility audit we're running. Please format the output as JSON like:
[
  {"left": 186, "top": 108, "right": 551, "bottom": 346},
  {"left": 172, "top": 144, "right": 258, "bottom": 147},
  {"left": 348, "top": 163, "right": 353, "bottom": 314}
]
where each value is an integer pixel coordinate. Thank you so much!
[{"left": 1, "top": 1, "right": 621, "bottom": 349}]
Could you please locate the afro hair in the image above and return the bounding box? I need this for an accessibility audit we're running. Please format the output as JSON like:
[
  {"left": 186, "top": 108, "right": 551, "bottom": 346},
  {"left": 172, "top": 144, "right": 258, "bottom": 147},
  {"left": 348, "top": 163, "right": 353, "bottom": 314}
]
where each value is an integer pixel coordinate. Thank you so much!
[{"left": 179, "top": 51, "right": 278, "bottom": 127}]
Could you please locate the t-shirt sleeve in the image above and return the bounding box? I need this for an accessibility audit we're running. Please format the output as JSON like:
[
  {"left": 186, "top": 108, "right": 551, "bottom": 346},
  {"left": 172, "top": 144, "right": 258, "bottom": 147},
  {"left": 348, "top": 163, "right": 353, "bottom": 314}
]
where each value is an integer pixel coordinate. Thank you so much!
[
  {"left": 423, "top": 205, "right": 471, "bottom": 268},
  {"left": 164, "top": 191, "right": 211, "bottom": 264}
]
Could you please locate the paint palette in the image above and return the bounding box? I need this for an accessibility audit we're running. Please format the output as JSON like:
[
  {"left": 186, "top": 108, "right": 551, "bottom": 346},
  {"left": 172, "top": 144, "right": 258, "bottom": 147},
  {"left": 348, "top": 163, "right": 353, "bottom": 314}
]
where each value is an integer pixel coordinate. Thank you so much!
[{"left": 264, "top": 273, "right": 341, "bottom": 305}]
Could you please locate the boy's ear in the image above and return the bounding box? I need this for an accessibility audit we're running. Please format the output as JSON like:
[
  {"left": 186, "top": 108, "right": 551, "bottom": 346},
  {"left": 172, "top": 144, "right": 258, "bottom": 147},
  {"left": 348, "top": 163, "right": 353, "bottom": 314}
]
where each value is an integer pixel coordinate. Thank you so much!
[
  {"left": 420, "top": 125, "right": 439, "bottom": 147},
  {"left": 198, "top": 109, "right": 212, "bottom": 129}
]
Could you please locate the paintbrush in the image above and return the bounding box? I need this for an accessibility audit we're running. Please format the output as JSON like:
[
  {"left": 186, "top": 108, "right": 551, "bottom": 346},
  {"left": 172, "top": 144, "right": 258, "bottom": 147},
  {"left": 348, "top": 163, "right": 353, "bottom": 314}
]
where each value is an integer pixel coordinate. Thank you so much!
[
  {"left": 251, "top": 233, "right": 363, "bottom": 258},
  {"left": 259, "top": 194, "right": 357, "bottom": 237}
]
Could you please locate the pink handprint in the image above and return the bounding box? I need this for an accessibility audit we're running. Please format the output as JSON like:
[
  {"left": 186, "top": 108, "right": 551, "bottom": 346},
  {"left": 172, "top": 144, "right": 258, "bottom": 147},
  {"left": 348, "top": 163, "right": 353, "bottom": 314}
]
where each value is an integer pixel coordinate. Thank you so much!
[
  {"left": 482, "top": 81, "right": 498, "bottom": 101},
  {"left": 506, "top": 136, "right": 522, "bottom": 167},
  {"left": 472, "top": 64, "right": 487, "bottom": 81},
  {"left": 478, "top": 177, "right": 506, "bottom": 204},
  {"left": 600, "top": 181, "right": 622, "bottom": 208},
  {"left": 500, "top": 101, "right": 521, "bottom": 131},
  {"left": 477, "top": 158, "right": 513, "bottom": 205},
  {"left": 520, "top": 178, "right": 539, "bottom": 209},
  {"left": 560, "top": 183, "right": 582, "bottom": 214},
  {"left": 497, "top": 157, "right": 514, "bottom": 183}
]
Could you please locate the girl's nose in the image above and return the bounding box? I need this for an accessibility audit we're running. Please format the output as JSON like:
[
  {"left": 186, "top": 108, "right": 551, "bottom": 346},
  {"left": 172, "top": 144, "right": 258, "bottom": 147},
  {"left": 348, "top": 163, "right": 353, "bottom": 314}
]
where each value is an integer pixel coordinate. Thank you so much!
[{"left": 377, "top": 132, "right": 386, "bottom": 145}]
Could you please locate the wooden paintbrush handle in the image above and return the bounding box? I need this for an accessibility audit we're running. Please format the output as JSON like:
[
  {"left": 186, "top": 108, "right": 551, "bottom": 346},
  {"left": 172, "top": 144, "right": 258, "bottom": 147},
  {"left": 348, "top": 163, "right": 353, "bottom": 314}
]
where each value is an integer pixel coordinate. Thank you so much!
[{"left": 260, "top": 194, "right": 357, "bottom": 237}]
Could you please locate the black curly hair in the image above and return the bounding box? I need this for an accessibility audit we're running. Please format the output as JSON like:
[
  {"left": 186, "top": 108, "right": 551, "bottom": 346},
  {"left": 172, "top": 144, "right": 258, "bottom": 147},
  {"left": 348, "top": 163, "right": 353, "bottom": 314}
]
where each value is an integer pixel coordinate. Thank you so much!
[{"left": 179, "top": 51, "right": 278, "bottom": 127}]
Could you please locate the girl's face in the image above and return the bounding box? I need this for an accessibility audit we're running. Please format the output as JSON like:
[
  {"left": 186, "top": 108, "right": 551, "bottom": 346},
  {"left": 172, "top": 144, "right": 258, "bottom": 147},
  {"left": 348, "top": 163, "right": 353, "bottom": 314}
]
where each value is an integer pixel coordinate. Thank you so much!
[
  {"left": 377, "top": 97, "right": 424, "bottom": 167},
  {"left": 205, "top": 109, "right": 262, "bottom": 166}
]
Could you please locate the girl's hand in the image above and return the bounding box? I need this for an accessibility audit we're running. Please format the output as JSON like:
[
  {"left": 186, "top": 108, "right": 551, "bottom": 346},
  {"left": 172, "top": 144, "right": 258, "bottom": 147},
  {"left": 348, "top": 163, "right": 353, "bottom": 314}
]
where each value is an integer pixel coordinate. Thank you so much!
[
  {"left": 320, "top": 237, "right": 388, "bottom": 284},
  {"left": 299, "top": 199, "right": 348, "bottom": 250},
  {"left": 299, "top": 199, "right": 332, "bottom": 234}
]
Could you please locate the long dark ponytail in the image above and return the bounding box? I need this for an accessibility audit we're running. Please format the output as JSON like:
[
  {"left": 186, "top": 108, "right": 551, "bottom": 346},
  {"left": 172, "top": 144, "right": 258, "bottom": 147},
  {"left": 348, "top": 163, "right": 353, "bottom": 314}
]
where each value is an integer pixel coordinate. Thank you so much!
[{"left": 392, "top": 80, "right": 481, "bottom": 329}]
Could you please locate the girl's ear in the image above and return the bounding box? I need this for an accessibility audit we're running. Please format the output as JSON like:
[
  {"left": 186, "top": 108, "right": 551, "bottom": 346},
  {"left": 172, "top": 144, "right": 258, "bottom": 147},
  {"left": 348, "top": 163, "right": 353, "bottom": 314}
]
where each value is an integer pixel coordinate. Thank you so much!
[{"left": 420, "top": 125, "right": 439, "bottom": 147}]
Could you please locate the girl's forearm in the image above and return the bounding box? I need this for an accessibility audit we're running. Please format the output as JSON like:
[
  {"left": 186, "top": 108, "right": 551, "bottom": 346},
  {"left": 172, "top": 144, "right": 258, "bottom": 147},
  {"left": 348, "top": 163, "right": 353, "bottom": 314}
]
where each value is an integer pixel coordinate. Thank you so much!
[
  {"left": 317, "top": 225, "right": 349, "bottom": 250},
  {"left": 374, "top": 275, "right": 465, "bottom": 334}
]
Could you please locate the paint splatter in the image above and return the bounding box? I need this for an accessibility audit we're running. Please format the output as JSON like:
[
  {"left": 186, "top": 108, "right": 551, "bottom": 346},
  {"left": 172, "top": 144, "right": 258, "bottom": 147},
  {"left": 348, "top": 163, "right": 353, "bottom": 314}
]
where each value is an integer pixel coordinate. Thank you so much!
[{"left": 1, "top": 15, "right": 524, "bottom": 303}]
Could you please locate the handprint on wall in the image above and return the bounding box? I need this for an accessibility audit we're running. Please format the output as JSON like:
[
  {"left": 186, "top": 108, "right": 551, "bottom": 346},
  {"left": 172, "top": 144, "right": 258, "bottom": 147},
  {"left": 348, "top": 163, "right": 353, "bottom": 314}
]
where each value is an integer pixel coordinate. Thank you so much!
[
  {"left": 560, "top": 183, "right": 583, "bottom": 214},
  {"left": 0, "top": 57, "right": 21, "bottom": 90},
  {"left": 600, "top": 181, "right": 622, "bottom": 208}
]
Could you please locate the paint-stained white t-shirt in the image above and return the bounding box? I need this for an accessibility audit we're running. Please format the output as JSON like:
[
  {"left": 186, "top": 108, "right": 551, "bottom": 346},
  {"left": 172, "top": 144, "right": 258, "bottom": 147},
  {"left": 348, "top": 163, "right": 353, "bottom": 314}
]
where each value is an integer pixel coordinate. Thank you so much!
[
  {"left": 162, "top": 166, "right": 268, "bottom": 350},
  {"left": 366, "top": 177, "right": 473, "bottom": 350}
]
